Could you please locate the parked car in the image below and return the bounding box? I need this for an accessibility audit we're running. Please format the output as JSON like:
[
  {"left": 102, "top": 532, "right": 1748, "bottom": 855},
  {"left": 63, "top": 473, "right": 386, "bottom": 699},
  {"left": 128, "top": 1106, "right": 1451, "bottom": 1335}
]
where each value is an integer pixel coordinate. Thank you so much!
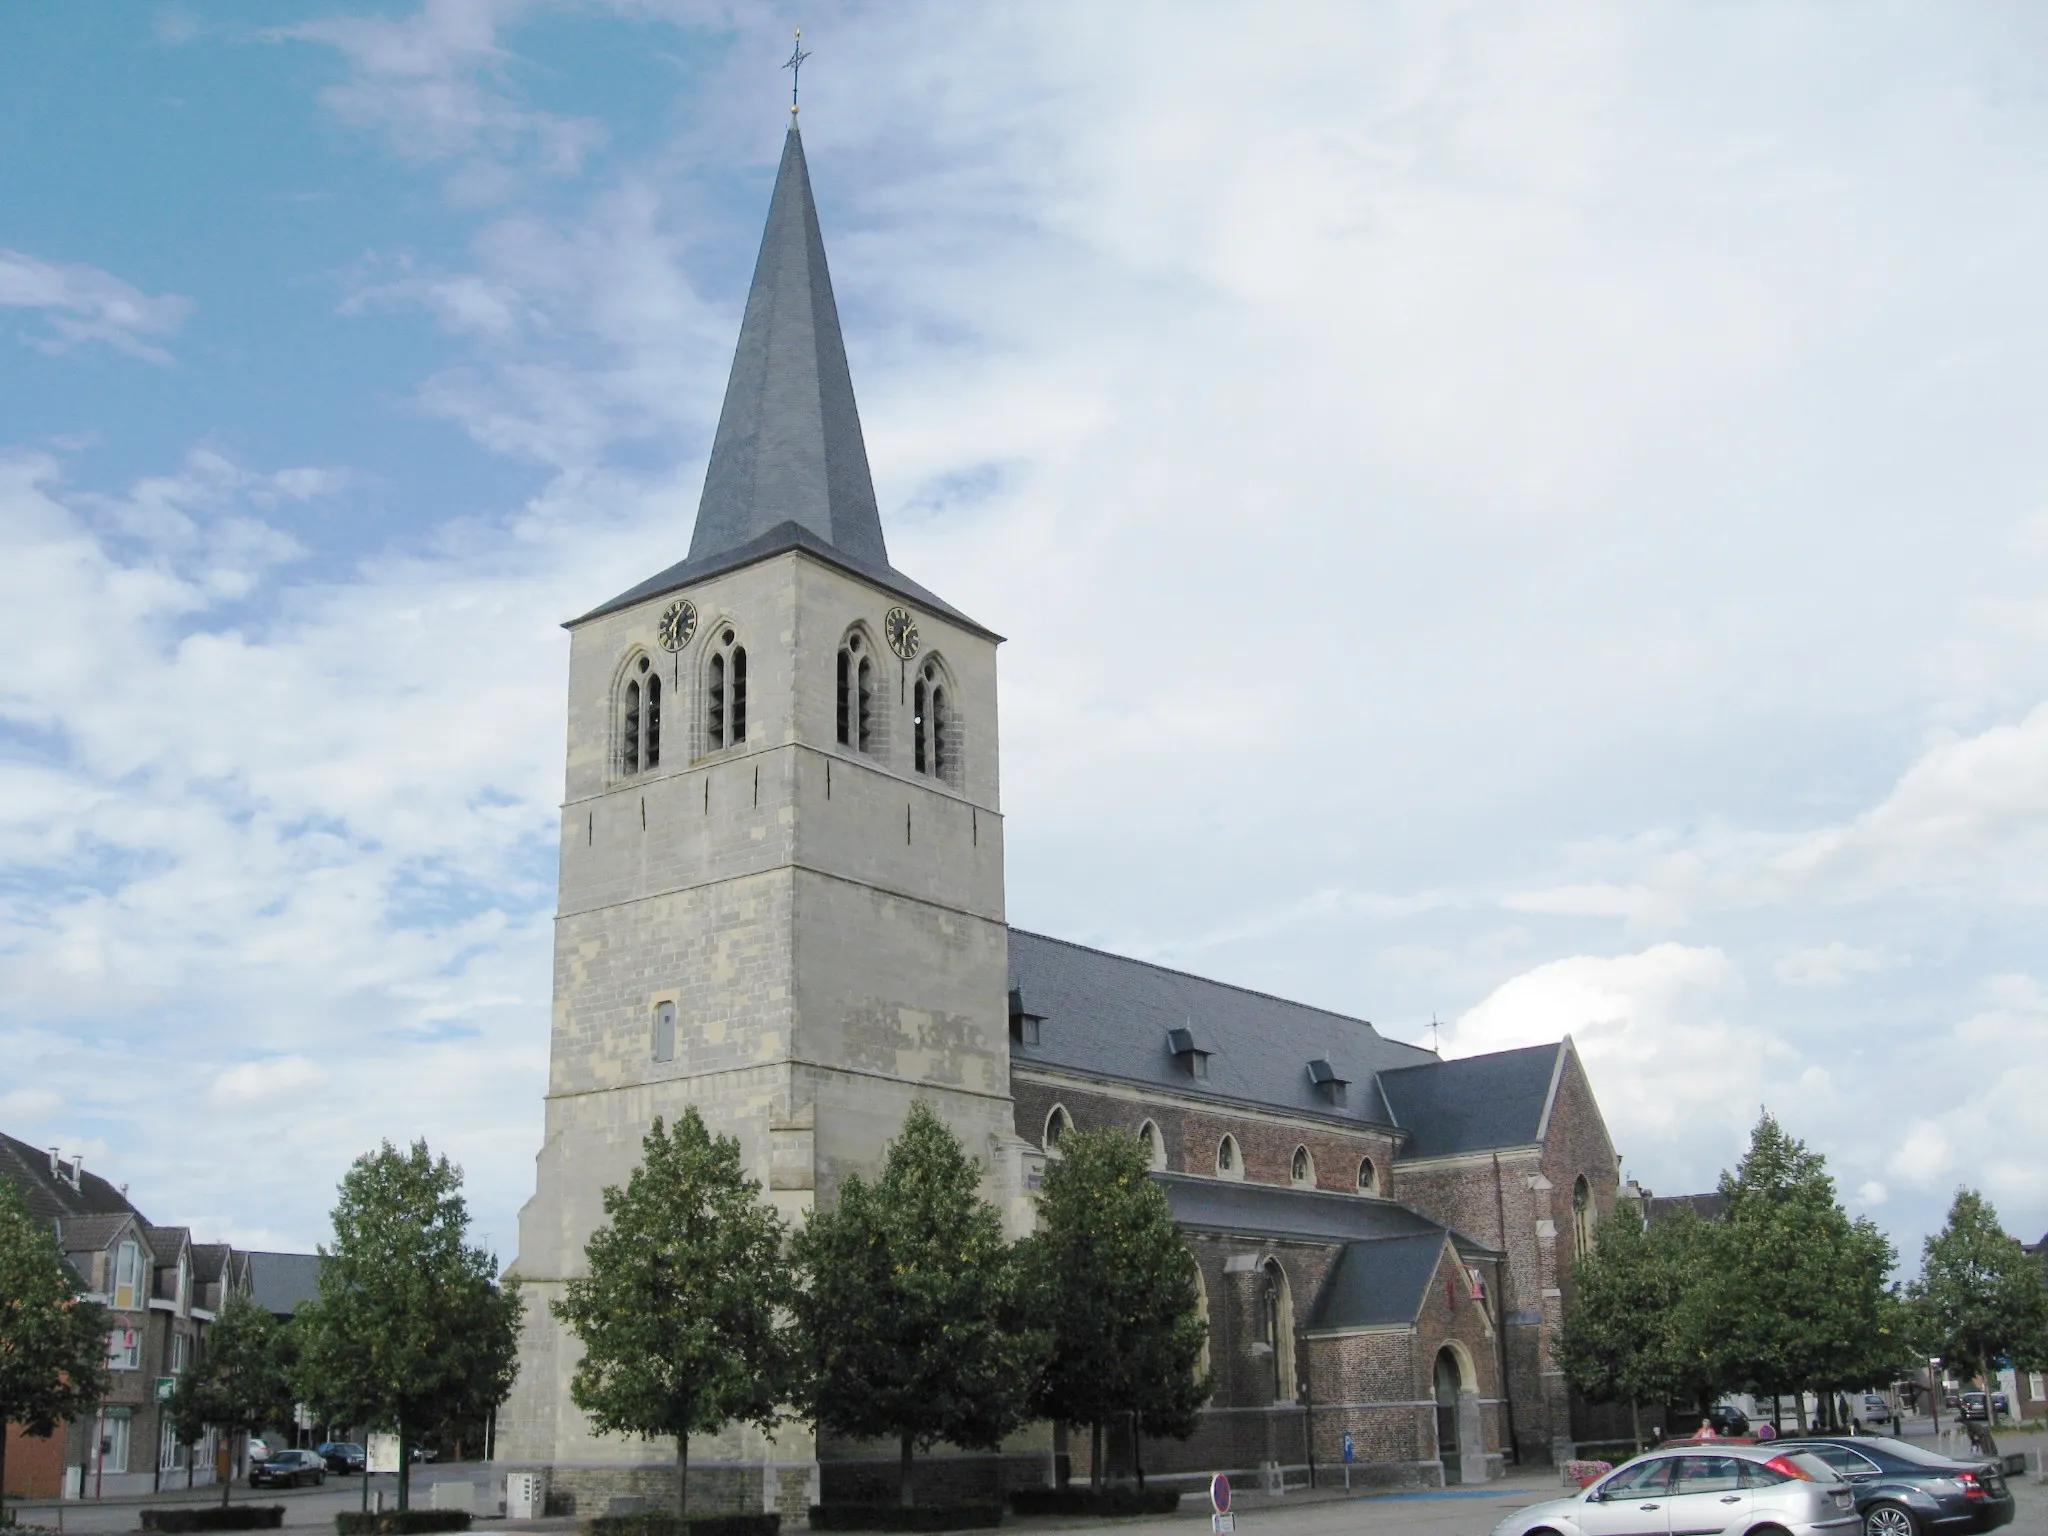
[
  {"left": 1771, "top": 1438, "right": 2015, "bottom": 1536},
  {"left": 249, "top": 1449, "right": 326, "bottom": 1489},
  {"left": 245, "top": 1436, "right": 273, "bottom": 1463},
  {"left": 315, "top": 1441, "right": 367, "bottom": 1474},
  {"left": 1956, "top": 1393, "right": 2008, "bottom": 1422},
  {"left": 1491, "top": 1444, "right": 1857, "bottom": 1536},
  {"left": 1860, "top": 1394, "right": 1894, "bottom": 1427},
  {"left": 1705, "top": 1404, "right": 1753, "bottom": 1436}
]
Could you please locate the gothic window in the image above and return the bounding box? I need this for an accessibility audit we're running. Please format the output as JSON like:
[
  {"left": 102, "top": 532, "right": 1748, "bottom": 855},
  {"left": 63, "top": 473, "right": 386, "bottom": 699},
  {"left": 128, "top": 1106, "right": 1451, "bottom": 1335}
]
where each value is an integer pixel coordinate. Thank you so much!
[
  {"left": 1261, "top": 1259, "right": 1297, "bottom": 1401},
  {"left": 618, "top": 654, "right": 661, "bottom": 775},
  {"left": 1138, "top": 1120, "right": 1166, "bottom": 1170},
  {"left": 652, "top": 1001, "right": 676, "bottom": 1064},
  {"left": 912, "top": 658, "right": 960, "bottom": 786},
  {"left": 1215, "top": 1134, "right": 1241, "bottom": 1180},
  {"left": 1044, "top": 1104, "right": 1070, "bottom": 1154},
  {"left": 1290, "top": 1145, "right": 1315, "bottom": 1188},
  {"left": 705, "top": 629, "right": 747, "bottom": 753},
  {"left": 1357, "top": 1157, "right": 1378, "bottom": 1196},
  {"left": 1193, "top": 1264, "right": 1212, "bottom": 1379},
  {"left": 836, "top": 628, "right": 879, "bottom": 753},
  {"left": 1573, "top": 1174, "right": 1594, "bottom": 1258}
]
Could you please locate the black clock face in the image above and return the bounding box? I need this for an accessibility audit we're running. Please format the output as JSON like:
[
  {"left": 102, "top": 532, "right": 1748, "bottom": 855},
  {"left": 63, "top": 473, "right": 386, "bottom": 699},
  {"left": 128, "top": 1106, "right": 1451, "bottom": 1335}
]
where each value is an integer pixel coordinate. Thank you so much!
[
  {"left": 885, "top": 606, "right": 921, "bottom": 660},
  {"left": 657, "top": 599, "right": 698, "bottom": 652}
]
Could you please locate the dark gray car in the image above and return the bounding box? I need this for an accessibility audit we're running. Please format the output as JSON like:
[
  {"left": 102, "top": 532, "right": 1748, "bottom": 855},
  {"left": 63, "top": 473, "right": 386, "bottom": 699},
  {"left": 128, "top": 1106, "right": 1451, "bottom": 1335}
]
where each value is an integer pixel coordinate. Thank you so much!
[{"left": 1772, "top": 1438, "right": 2014, "bottom": 1536}]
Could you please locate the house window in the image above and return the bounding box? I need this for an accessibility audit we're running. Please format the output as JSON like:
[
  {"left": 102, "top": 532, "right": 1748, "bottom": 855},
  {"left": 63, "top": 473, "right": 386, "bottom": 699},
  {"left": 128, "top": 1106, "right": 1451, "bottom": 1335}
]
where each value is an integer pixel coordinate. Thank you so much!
[
  {"left": 1138, "top": 1121, "right": 1166, "bottom": 1170},
  {"left": 837, "top": 631, "right": 877, "bottom": 752},
  {"left": 1044, "top": 1105, "right": 1070, "bottom": 1153},
  {"left": 97, "top": 1412, "right": 131, "bottom": 1476},
  {"left": 108, "top": 1328, "right": 140, "bottom": 1371},
  {"left": 1357, "top": 1157, "right": 1378, "bottom": 1196},
  {"left": 652, "top": 1001, "right": 676, "bottom": 1064},
  {"left": 170, "top": 1333, "right": 189, "bottom": 1374},
  {"left": 113, "top": 1241, "right": 141, "bottom": 1310},
  {"left": 706, "top": 631, "right": 746, "bottom": 752},
  {"left": 619, "top": 656, "right": 662, "bottom": 776},
  {"left": 1290, "top": 1145, "right": 1315, "bottom": 1188},
  {"left": 1573, "top": 1175, "right": 1594, "bottom": 1258},
  {"left": 1215, "top": 1135, "right": 1240, "bottom": 1179},
  {"left": 159, "top": 1415, "right": 185, "bottom": 1473}
]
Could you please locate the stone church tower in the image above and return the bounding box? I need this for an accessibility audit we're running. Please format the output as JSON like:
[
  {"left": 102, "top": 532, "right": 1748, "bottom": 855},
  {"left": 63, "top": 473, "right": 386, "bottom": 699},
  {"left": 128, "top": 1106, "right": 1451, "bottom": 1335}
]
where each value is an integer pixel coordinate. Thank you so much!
[{"left": 499, "top": 125, "right": 1022, "bottom": 1513}]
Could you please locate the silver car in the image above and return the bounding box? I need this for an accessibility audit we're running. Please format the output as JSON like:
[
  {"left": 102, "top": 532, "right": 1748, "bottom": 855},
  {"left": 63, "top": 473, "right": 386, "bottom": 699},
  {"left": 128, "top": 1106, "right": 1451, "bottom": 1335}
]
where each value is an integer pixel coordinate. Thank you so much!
[{"left": 1491, "top": 1444, "right": 1860, "bottom": 1536}]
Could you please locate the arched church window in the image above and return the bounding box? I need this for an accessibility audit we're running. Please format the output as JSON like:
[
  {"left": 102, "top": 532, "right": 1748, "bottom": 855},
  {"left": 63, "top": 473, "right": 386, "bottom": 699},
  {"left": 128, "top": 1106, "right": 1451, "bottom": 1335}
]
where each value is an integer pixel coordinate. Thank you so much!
[
  {"left": 1215, "top": 1134, "right": 1241, "bottom": 1179},
  {"left": 837, "top": 629, "right": 878, "bottom": 753},
  {"left": 1573, "top": 1174, "right": 1594, "bottom": 1258},
  {"left": 705, "top": 629, "right": 747, "bottom": 753},
  {"left": 1357, "top": 1157, "right": 1378, "bottom": 1196},
  {"left": 1261, "top": 1259, "right": 1297, "bottom": 1401},
  {"left": 1044, "top": 1105, "right": 1070, "bottom": 1154},
  {"left": 1290, "top": 1145, "right": 1315, "bottom": 1188},
  {"left": 1138, "top": 1120, "right": 1166, "bottom": 1170},
  {"left": 619, "top": 654, "right": 661, "bottom": 776}
]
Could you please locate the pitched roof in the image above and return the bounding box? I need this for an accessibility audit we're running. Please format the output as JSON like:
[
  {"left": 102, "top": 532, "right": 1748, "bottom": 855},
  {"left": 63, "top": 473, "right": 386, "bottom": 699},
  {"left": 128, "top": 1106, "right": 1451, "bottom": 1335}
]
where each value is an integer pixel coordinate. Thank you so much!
[
  {"left": 1646, "top": 1191, "right": 1727, "bottom": 1223},
  {"left": 1306, "top": 1234, "right": 1454, "bottom": 1331},
  {"left": 190, "top": 1243, "right": 232, "bottom": 1284},
  {"left": 573, "top": 128, "right": 991, "bottom": 639},
  {"left": 1008, "top": 929, "right": 1437, "bottom": 1127},
  {"left": 245, "top": 1250, "right": 324, "bottom": 1317},
  {"left": 0, "top": 1130, "right": 142, "bottom": 1225},
  {"left": 58, "top": 1212, "right": 144, "bottom": 1263},
  {"left": 1376, "top": 1042, "right": 1565, "bottom": 1158},
  {"left": 1155, "top": 1173, "right": 1497, "bottom": 1257}
]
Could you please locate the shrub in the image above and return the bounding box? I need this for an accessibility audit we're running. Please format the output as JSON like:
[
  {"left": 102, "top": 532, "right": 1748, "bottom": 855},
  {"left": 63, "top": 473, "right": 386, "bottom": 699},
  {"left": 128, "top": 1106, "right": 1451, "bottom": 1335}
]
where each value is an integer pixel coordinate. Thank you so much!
[
  {"left": 586, "top": 1517, "right": 781, "bottom": 1536},
  {"left": 140, "top": 1508, "right": 286, "bottom": 1532},
  {"left": 807, "top": 1506, "right": 1003, "bottom": 1531},
  {"left": 1008, "top": 1489, "right": 1180, "bottom": 1517},
  {"left": 334, "top": 1513, "right": 473, "bottom": 1535}
]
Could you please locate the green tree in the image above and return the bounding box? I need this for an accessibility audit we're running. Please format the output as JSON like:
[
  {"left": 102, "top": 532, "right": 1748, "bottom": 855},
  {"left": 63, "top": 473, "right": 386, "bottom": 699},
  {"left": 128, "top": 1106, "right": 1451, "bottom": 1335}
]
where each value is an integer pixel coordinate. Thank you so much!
[
  {"left": 167, "top": 1291, "right": 294, "bottom": 1506},
  {"left": 551, "top": 1111, "right": 792, "bottom": 1518},
  {"left": 0, "top": 1179, "right": 109, "bottom": 1524},
  {"left": 1552, "top": 1202, "right": 1699, "bottom": 1451},
  {"left": 1910, "top": 1189, "right": 2048, "bottom": 1425},
  {"left": 1699, "top": 1112, "right": 1898, "bottom": 1427},
  {"left": 791, "top": 1103, "right": 1043, "bottom": 1506},
  {"left": 293, "top": 1140, "right": 522, "bottom": 1509},
  {"left": 1022, "top": 1128, "right": 1209, "bottom": 1488}
]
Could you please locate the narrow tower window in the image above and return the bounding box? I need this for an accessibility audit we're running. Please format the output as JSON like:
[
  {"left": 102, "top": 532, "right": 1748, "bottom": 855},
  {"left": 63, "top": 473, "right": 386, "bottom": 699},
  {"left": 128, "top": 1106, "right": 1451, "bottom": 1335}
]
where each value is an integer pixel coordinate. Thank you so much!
[
  {"left": 731, "top": 646, "right": 747, "bottom": 742},
  {"left": 708, "top": 654, "right": 726, "bottom": 747},
  {"left": 837, "top": 651, "right": 851, "bottom": 744},
  {"left": 623, "top": 679, "right": 642, "bottom": 773},
  {"left": 857, "top": 658, "right": 873, "bottom": 751},
  {"left": 645, "top": 674, "right": 661, "bottom": 769},
  {"left": 703, "top": 630, "right": 747, "bottom": 753},
  {"left": 1358, "top": 1157, "right": 1378, "bottom": 1196},
  {"left": 913, "top": 677, "right": 928, "bottom": 774},
  {"left": 836, "top": 630, "right": 878, "bottom": 754},
  {"left": 652, "top": 1001, "right": 676, "bottom": 1064},
  {"left": 930, "top": 683, "right": 949, "bottom": 781}
]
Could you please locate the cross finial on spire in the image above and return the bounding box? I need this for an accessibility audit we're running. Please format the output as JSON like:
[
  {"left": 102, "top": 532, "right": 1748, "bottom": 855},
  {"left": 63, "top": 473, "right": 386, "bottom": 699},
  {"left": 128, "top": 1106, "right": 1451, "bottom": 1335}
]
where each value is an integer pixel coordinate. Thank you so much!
[{"left": 783, "top": 28, "right": 811, "bottom": 117}]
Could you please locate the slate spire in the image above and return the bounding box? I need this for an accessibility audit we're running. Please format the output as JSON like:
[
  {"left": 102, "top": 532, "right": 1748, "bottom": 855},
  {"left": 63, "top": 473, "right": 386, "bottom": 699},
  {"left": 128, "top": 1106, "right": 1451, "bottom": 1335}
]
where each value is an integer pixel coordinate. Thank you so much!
[{"left": 688, "top": 125, "right": 888, "bottom": 568}]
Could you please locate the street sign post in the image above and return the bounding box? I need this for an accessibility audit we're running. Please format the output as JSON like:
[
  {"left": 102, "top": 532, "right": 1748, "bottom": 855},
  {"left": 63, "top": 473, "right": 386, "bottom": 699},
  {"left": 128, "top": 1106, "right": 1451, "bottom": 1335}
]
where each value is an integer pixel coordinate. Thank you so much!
[
  {"left": 1210, "top": 1472, "right": 1234, "bottom": 1535},
  {"left": 1342, "top": 1431, "right": 1354, "bottom": 1490},
  {"left": 155, "top": 1377, "right": 176, "bottom": 1404}
]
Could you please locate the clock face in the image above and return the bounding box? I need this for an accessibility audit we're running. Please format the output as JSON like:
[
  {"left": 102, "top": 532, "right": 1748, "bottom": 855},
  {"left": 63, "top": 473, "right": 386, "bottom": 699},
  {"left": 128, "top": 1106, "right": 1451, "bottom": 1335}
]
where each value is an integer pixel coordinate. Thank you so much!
[
  {"left": 657, "top": 599, "right": 698, "bottom": 652},
  {"left": 884, "top": 606, "right": 921, "bottom": 660}
]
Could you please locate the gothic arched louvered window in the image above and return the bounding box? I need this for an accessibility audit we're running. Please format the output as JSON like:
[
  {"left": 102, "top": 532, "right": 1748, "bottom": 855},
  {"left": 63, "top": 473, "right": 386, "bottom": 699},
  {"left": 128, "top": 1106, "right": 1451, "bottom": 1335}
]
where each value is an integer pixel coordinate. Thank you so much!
[
  {"left": 912, "top": 658, "right": 958, "bottom": 784},
  {"left": 705, "top": 628, "right": 747, "bottom": 753},
  {"left": 1573, "top": 1174, "right": 1594, "bottom": 1258},
  {"left": 620, "top": 655, "right": 661, "bottom": 776},
  {"left": 837, "top": 629, "right": 876, "bottom": 753}
]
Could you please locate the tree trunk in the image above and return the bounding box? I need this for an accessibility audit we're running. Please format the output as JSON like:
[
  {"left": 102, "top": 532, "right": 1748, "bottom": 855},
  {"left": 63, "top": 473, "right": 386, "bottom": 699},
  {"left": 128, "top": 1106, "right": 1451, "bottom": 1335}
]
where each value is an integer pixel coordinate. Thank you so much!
[
  {"left": 221, "top": 1433, "right": 235, "bottom": 1508},
  {"left": 1630, "top": 1397, "right": 1642, "bottom": 1455},
  {"left": 677, "top": 1434, "right": 689, "bottom": 1519},
  {"left": 1795, "top": 1392, "right": 1808, "bottom": 1432},
  {"left": 1090, "top": 1421, "right": 1103, "bottom": 1493},
  {"left": 899, "top": 1431, "right": 914, "bottom": 1508},
  {"left": 1771, "top": 1395, "right": 1781, "bottom": 1434},
  {"left": 1133, "top": 1413, "right": 1145, "bottom": 1492},
  {"left": 398, "top": 1419, "right": 412, "bottom": 1511}
]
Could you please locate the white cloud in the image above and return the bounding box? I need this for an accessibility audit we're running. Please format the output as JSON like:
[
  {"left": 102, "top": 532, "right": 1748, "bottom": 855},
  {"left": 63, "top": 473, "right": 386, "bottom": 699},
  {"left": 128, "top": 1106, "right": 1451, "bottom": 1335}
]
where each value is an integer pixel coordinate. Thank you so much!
[
  {"left": 0, "top": 1088, "right": 65, "bottom": 1124},
  {"left": 0, "top": 250, "right": 192, "bottom": 363},
  {"left": 1775, "top": 943, "right": 1895, "bottom": 988},
  {"left": 209, "top": 1057, "right": 329, "bottom": 1108}
]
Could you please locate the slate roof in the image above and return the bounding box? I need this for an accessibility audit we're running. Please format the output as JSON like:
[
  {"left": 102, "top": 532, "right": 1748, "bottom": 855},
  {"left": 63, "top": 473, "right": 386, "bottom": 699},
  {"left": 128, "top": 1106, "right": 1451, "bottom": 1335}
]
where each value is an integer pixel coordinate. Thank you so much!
[
  {"left": 0, "top": 1130, "right": 141, "bottom": 1225},
  {"left": 1306, "top": 1234, "right": 1455, "bottom": 1331},
  {"left": 1008, "top": 930, "right": 1437, "bottom": 1127},
  {"left": 246, "top": 1250, "right": 325, "bottom": 1317},
  {"left": 574, "top": 128, "right": 992, "bottom": 640},
  {"left": 1376, "top": 1042, "right": 1566, "bottom": 1158},
  {"left": 1156, "top": 1173, "right": 1497, "bottom": 1256}
]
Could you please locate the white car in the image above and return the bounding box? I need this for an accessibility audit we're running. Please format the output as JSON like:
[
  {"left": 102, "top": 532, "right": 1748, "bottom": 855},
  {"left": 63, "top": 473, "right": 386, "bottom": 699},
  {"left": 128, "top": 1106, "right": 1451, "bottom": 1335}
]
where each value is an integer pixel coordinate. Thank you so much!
[{"left": 1491, "top": 1444, "right": 1859, "bottom": 1536}]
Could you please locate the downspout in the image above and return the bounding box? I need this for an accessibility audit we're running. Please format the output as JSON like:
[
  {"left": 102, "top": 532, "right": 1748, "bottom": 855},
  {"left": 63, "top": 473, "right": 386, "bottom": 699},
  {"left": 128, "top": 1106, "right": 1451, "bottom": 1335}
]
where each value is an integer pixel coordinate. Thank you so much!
[{"left": 1491, "top": 1152, "right": 1521, "bottom": 1465}]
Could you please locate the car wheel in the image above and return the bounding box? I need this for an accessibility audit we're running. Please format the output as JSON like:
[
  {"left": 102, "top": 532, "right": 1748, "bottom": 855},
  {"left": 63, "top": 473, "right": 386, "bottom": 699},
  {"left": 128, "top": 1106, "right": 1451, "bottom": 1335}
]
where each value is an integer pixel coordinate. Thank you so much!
[{"left": 1864, "top": 1503, "right": 1917, "bottom": 1536}]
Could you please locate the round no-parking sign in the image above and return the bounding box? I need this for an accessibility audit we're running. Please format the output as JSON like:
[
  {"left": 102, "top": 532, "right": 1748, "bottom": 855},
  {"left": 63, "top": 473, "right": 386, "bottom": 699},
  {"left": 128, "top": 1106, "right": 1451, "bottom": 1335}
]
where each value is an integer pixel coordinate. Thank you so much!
[{"left": 1210, "top": 1473, "right": 1231, "bottom": 1514}]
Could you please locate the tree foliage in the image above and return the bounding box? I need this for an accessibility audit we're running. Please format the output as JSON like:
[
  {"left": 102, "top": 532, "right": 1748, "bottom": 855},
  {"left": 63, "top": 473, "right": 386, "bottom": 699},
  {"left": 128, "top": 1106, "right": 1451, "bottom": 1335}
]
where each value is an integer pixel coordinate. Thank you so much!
[
  {"left": 293, "top": 1140, "right": 522, "bottom": 1510},
  {"left": 1909, "top": 1189, "right": 2048, "bottom": 1409},
  {"left": 0, "top": 1179, "right": 109, "bottom": 1523},
  {"left": 1022, "top": 1128, "right": 1209, "bottom": 1486},
  {"left": 1552, "top": 1204, "right": 1700, "bottom": 1449},
  {"left": 168, "top": 1291, "right": 294, "bottom": 1506},
  {"left": 791, "top": 1103, "right": 1044, "bottom": 1506},
  {"left": 553, "top": 1111, "right": 792, "bottom": 1517}
]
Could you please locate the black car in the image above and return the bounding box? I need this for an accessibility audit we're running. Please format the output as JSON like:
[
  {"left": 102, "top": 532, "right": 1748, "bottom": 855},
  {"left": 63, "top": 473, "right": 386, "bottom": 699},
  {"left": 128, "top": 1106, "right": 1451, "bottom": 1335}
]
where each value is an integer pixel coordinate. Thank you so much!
[
  {"left": 1956, "top": 1393, "right": 2008, "bottom": 1423},
  {"left": 1773, "top": 1437, "right": 2014, "bottom": 1536},
  {"left": 1704, "top": 1404, "right": 1752, "bottom": 1436},
  {"left": 315, "top": 1441, "right": 367, "bottom": 1474},
  {"left": 250, "top": 1449, "right": 327, "bottom": 1489}
]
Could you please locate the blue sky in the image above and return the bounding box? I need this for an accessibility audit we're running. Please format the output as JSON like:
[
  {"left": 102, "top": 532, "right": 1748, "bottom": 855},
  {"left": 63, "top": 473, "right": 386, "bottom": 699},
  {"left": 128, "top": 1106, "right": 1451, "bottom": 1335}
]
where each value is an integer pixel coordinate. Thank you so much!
[{"left": 4, "top": 2, "right": 2048, "bottom": 1272}]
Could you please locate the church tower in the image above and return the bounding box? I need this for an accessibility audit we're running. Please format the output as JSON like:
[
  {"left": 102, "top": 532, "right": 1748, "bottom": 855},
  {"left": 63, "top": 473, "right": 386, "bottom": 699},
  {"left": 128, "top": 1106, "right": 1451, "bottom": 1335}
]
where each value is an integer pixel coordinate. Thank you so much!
[{"left": 499, "top": 125, "right": 1019, "bottom": 1513}]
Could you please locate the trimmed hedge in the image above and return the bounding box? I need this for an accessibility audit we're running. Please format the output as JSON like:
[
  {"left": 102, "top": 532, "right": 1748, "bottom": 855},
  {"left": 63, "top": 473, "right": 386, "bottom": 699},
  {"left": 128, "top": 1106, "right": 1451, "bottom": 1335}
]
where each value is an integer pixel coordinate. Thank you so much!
[
  {"left": 1008, "top": 1489, "right": 1181, "bottom": 1517},
  {"left": 586, "top": 1517, "right": 780, "bottom": 1536},
  {"left": 141, "top": 1508, "right": 286, "bottom": 1532},
  {"left": 335, "top": 1513, "right": 473, "bottom": 1535},
  {"left": 808, "top": 1506, "right": 1003, "bottom": 1531}
]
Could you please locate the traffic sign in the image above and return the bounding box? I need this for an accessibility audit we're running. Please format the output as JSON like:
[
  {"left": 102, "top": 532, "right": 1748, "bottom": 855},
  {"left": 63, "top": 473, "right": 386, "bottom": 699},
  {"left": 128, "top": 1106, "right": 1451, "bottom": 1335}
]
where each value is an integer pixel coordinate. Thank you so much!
[
  {"left": 1342, "top": 1432, "right": 1355, "bottom": 1464},
  {"left": 155, "top": 1377, "right": 176, "bottom": 1403}
]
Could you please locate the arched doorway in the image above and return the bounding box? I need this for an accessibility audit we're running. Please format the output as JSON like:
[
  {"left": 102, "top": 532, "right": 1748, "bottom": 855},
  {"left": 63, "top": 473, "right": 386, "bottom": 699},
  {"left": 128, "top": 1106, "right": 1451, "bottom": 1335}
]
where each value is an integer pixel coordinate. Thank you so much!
[{"left": 1433, "top": 1349, "right": 1462, "bottom": 1483}]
